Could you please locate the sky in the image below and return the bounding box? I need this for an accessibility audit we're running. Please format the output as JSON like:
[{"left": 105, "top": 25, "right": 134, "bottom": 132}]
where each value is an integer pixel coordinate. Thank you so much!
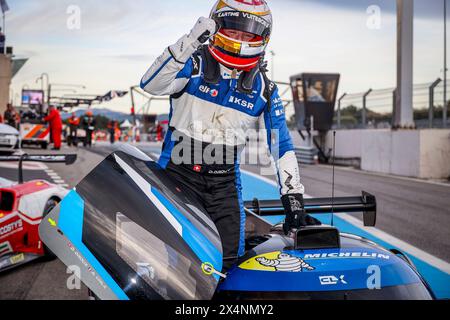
[{"left": 4, "top": 0, "right": 448, "bottom": 115}]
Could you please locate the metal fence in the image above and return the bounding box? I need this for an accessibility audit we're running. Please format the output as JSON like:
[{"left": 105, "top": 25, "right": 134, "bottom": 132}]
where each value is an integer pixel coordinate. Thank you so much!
[
  {"left": 335, "top": 79, "right": 450, "bottom": 129},
  {"left": 132, "top": 80, "right": 450, "bottom": 130}
]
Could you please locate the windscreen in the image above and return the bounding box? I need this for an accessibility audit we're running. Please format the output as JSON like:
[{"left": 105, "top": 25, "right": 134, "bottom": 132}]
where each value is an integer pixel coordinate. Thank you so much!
[{"left": 42, "top": 148, "right": 223, "bottom": 300}]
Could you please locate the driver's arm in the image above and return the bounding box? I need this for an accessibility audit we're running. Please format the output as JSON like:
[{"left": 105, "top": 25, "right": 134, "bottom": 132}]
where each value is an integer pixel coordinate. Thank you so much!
[
  {"left": 260, "top": 87, "right": 305, "bottom": 196},
  {"left": 140, "top": 17, "right": 216, "bottom": 96},
  {"left": 260, "top": 87, "right": 307, "bottom": 234}
]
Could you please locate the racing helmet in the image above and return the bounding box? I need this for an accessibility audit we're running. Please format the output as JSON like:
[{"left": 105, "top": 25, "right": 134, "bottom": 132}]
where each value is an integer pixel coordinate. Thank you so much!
[{"left": 209, "top": 0, "right": 273, "bottom": 71}]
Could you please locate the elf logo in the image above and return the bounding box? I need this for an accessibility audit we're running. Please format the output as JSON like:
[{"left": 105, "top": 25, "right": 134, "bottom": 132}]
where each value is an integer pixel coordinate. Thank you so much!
[
  {"left": 199, "top": 85, "right": 218, "bottom": 97},
  {"left": 229, "top": 96, "right": 254, "bottom": 110}
]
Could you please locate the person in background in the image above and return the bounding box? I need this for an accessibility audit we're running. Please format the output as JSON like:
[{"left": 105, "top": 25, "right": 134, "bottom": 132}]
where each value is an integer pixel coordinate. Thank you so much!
[
  {"left": 67, "top": 112, "right": 80, "bottom": 147},
  {"left": 44, "top": 105, "right": 62, "bottom": 150},
  {"left": 81, "top": 110, "right": 96, "bottom": 147},
  {"left": 0, "top": 27, "right": 5, "bottom": 54},
  {"left": 14, "top": 112, "right": 20, "bottom": 129},
  {"left": 156, "top": 122, "right": 163, "bottom": 142},
  {"left": 4, "top": 104, "right": 17, "bottom": 128},
  {"left": 115, "top": 122, "right": 121, "bottom": 142},
  {"left": 108, "top": 120, "right": 116, "bottom": 144}
]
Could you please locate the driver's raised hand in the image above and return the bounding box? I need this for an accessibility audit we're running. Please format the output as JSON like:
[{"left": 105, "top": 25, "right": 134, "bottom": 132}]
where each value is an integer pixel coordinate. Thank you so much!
[
  {"left": 189, "top": 17, "right": 217, "bottom": 44},
  {"left": 169, "top": 17, "right": 217, "bottom": 63}
]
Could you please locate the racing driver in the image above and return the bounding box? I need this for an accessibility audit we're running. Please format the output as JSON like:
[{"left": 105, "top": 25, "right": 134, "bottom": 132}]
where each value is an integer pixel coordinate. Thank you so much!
[{"left": 140, "top": 0, "right": 319, "bottom": 271}]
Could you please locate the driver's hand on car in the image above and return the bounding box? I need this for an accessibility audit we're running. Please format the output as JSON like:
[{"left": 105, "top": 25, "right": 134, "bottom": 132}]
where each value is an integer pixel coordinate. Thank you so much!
[{"left": 282, "top": 194, "right": 321, "bottom": 235}]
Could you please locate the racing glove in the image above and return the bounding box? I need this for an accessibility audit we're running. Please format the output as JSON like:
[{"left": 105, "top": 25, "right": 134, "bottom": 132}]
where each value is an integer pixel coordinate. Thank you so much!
[
  {"left": 281, "top": 194, "right": 321, "bottom": 235},
  {"left": 169, "top": 17, "right": 217, "bottom": 64}
]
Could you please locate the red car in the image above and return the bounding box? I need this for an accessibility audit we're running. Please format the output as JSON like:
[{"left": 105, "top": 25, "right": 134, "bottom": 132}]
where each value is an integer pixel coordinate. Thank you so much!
[{"left": 0, "top": 154, "right": 76, "bottom": 271}]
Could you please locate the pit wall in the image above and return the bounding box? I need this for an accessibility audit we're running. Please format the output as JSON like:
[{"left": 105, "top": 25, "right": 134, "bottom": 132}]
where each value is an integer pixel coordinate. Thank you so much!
[{"left": 317, "top": 129, "right": 450, "bottom": 179}]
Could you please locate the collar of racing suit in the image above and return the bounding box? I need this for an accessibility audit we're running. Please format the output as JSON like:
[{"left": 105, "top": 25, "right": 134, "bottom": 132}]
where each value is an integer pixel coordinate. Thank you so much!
[{"left": 219, "top": 64, "right": 242, "bottom": 80}]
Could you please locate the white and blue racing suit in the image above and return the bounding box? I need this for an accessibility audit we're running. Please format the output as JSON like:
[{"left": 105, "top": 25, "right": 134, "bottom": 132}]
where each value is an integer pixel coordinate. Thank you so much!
[{"left": 140, "top": 35, "right": 304, "bottom": 270}]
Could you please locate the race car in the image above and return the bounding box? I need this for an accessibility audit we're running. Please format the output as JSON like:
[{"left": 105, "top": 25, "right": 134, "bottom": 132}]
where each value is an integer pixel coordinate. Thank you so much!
[
  {"left": 217, "top": 199, "right": 434, "bottom": 300},
  {"left": 0, "top": 153, "right": 76, "bottom": 272},
  {"left": 39, "top": 145, "right": 435, "bottom": 300},
  {"left": 0, "top": 124, "right": 20, "bottom": 154}
]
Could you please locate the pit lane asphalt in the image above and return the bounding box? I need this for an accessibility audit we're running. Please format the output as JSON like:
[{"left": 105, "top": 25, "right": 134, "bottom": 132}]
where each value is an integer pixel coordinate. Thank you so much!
[{"left": 0, "top": 142, "right": 449, "bottom": 299}]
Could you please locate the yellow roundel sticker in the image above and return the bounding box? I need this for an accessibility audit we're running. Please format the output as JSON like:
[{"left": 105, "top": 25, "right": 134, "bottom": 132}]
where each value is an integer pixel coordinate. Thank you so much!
[
  {"left": 239, "top": 251, "right": 315, "bottom": 272},
  {"left": 239, "top": 251, "right": 282, "bottom": 272}
]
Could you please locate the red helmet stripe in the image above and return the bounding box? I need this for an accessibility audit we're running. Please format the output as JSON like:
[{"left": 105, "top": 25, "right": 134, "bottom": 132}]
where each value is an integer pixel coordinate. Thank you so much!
[{"left": 209, "top": 46, "right": 259, "bottom": 71}]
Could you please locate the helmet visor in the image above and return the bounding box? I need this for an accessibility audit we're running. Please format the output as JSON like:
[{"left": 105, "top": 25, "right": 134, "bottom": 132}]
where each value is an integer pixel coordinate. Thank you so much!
[
  {"left": 213, "top": 32, "right": 264, "bottom": 55},
  {"left": 213, "top": 11, "right": 271, "bottom": 39}
]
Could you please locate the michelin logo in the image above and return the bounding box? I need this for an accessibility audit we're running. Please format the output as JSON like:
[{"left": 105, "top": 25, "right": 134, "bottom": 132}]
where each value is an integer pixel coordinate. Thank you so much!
[
  {"left": 256, "top": 253, "right": 315, "bottom": 272},
  {"left": 304, "top": 252, "right": 391, "bottom": 260}
]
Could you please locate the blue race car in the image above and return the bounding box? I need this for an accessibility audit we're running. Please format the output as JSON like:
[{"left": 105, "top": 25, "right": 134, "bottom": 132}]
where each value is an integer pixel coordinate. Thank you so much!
[
  {"left": 217, "top": 203, "right": 434, "bottom": 300},
  {"left": 38, "top": 145, "right": 434, "bottom": 300}
]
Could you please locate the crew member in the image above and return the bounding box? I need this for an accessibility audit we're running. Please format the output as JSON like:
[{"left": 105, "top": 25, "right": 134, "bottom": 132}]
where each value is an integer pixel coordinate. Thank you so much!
[
  {"left": 156, "top": 122, "right": 163, "bottom": 142},
  {"left": 81, "top": 110, "right": 96, "bottom": 147},
  {"left": 140, "top": 0, "right": 319, "bottom": 271},
  {"left": 44, "top": 105, "right": 62, "bottom": 150},
  {"left": 4, "top": 104, "right": 17, "bottom": 128},
  {"left": 108, "top": 120, "right": 116, "bottom": 144},
  {"left": 67, "top": 112, "right": 80, "bottom": 146},
  {"left": 115, "top": 122, "right": 121, "bottom": 142}
]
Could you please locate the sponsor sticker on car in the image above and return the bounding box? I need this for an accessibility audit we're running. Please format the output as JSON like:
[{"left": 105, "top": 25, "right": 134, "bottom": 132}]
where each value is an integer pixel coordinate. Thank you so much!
[
  {"left": 239, "top": 251, "right": 315, "bottom": 272},
  {"left": 0, "top": 242, "right": 12, "bottom": 255},
  {"left": 319, "top": 275, "right": 348, "bottom": 285},
  {"left": 10, "top": 253, "right": 25, "bottom": 265},
  {"left": 0, "top": 220, "right": 23, "bottom": 239}
]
